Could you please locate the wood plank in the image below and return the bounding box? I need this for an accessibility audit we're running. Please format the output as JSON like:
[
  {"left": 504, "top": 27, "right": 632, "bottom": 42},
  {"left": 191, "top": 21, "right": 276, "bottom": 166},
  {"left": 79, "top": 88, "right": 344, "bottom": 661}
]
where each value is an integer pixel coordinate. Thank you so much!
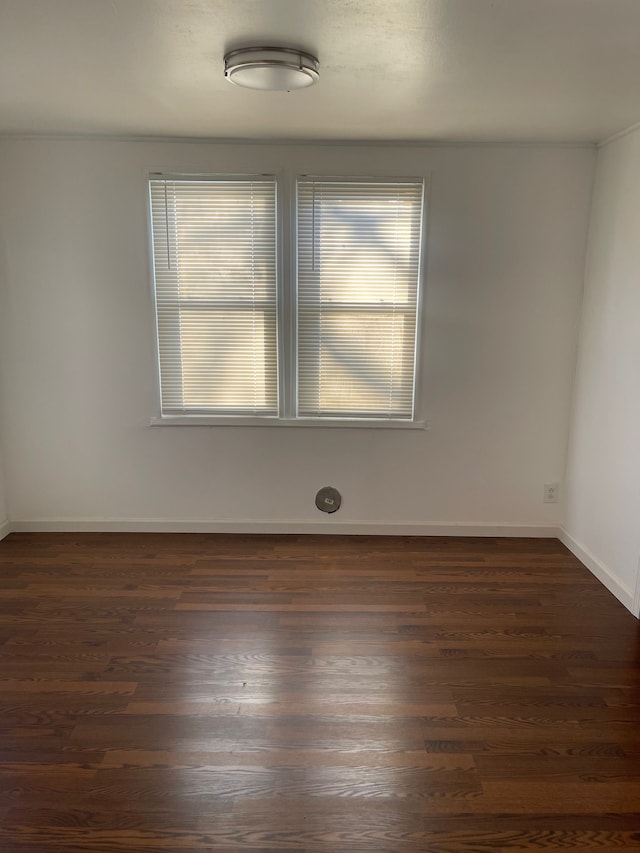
[{"left": 0, "top": 532, "right": 638, "bottom": 851}]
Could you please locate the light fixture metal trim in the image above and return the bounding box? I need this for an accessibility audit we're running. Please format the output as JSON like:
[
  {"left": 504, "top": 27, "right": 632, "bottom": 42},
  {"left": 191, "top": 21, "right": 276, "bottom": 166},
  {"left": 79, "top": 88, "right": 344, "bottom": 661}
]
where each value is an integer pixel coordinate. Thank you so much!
[{"left": 224, "top": 46, "right": 320, "bottom": 91}]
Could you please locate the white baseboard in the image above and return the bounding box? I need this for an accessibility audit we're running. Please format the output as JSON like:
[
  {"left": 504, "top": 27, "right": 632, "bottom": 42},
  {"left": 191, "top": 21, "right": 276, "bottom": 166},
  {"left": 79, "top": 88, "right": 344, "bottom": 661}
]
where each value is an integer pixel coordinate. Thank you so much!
[
  {"left": 0, "top": 519, "right": 11, "bottom": 542},
  {"left": 559, "top": 527, "right": 636, "bottom": 615},
  {"left": 7, "top": 518, "right": 559, "bottom": 537}
]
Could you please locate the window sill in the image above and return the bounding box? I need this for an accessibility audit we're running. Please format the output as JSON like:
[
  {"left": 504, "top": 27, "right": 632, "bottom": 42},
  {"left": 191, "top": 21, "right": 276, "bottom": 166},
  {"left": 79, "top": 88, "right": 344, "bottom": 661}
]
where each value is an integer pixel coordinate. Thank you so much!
[{"left": 150, "top": 416, "right": 427, "bottom": 430}]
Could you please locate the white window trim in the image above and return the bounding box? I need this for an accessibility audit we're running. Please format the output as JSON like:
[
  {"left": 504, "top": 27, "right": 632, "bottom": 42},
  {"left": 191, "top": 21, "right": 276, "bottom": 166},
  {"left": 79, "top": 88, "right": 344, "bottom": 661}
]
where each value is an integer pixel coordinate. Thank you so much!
[
  {"left": 150, "top": 415, "right": 427, "bottom": 429},
  {"left": 147, "top": 170, "right": 430, "bottom": 429}
]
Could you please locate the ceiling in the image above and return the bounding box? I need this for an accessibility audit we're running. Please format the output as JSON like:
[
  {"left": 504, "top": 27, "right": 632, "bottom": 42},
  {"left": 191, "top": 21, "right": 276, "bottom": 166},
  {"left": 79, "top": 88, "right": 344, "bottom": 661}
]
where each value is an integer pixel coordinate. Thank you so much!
[{"left": 1, "top": 0, "right": 639, "bottom": 143}]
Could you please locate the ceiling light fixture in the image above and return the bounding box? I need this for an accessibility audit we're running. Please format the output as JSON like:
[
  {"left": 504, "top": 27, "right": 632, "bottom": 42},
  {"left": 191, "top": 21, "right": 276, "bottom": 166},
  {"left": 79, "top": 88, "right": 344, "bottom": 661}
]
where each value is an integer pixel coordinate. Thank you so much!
[{"left": 224, "top": 46, "right": 319, "bottom": 92}]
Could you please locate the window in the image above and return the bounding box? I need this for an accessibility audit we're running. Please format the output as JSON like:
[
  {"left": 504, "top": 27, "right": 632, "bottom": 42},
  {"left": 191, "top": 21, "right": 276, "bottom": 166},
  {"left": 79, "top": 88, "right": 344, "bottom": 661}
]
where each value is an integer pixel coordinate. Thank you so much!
[
  {"left": 149, "top": 175, "right": 278, "bottom": 416},
  {"left": 297, "top": 179, "right": 423, "bottom": 420},
  {"left": 149, "top": 173, "right": 425, "bottom": 426}
]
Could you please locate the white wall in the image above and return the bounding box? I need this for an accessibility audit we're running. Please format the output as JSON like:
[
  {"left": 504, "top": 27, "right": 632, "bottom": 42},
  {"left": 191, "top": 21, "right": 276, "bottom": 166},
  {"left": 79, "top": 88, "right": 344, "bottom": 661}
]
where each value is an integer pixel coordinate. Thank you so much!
[
  {"left": 0, "top": 139, "right": 594, "bottom": 532},
  {"left": 564, "top": 129, "right": 640, "bottom": 614}
]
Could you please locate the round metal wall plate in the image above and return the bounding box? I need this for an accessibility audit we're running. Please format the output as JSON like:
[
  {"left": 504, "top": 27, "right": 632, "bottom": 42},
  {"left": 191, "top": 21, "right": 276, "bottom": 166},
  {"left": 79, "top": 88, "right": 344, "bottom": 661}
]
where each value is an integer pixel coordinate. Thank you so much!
[{"left": 315, "top": 486, "right": 341, "bottom": 514}]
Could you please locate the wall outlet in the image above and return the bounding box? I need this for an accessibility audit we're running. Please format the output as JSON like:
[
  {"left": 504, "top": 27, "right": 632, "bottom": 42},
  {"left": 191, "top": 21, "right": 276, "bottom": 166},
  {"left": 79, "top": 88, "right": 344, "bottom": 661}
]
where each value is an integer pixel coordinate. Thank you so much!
[{"left": 543, "top": 482, "right": 559, "bottom": 503}]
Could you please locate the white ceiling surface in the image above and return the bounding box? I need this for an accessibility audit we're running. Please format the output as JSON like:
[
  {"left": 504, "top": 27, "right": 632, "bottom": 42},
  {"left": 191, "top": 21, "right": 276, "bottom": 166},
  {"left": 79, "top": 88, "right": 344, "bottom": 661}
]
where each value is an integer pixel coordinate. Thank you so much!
[{"left": 0, "top": 0, "right": 639, "bottom": 143}]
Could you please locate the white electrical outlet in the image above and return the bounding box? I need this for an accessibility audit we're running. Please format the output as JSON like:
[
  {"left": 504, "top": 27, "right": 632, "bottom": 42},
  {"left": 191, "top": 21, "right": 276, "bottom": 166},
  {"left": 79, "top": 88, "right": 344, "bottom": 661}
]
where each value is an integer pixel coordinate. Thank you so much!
[{"left": 543, "top": 482, "right": 559, "bottom": 503}]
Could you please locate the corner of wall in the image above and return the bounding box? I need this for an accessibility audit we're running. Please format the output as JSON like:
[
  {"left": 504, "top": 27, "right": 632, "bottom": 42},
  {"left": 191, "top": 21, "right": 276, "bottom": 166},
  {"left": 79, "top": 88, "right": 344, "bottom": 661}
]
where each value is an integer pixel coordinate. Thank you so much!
[
  {"left": 559, "top": 527, "right": 635, "bottom": 614},
  {"left": 562, "top": 126, "right": 640, "bottom": 619}
]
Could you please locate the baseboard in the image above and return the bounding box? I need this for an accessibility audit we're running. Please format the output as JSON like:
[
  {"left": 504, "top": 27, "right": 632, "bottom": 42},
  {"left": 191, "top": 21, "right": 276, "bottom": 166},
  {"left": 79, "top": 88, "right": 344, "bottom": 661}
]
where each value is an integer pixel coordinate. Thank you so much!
[
  {"left": 0, "top": 519, "right": 11, "bottom": 542},
  {"left": 7, "top": 519, "right": 559, "bottom": 537},
  {"left": 559, "top": 527, "right": 636, "bottom": 615}
]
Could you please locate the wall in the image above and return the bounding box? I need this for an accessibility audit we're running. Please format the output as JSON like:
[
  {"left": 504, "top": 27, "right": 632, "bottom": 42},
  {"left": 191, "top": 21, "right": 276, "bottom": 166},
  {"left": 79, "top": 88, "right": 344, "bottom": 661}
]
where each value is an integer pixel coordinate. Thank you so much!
[
  {"left": 0, "top": 139, "right": 594, "bottom": 533},
  {"left": 563, "top": 129, "right": 640, "bottom": 614}
]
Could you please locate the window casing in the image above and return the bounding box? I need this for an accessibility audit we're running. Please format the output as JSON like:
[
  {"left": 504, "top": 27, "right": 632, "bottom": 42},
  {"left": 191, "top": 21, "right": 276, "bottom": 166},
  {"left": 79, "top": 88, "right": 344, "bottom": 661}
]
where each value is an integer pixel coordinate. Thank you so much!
[{"left": 149, "top": 172, "right": 425, "bottom": 427}]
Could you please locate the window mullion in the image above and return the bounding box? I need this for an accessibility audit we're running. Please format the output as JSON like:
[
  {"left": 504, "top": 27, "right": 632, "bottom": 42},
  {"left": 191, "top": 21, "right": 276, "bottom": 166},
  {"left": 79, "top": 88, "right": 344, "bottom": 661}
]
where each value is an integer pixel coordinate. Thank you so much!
[{"left": 278, "top": 169, "right": 295, "bottom": 420}]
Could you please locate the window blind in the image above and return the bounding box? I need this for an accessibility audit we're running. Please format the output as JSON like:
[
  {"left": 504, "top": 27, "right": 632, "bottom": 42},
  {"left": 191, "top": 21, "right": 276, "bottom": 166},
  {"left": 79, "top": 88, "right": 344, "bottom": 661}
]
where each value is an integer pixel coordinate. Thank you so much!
[
  {"left": 296, "top": 178, "right": 424, "bottom": 419},
  {"left": 149, "top": 176, "right": 278, "bottom": 416}
]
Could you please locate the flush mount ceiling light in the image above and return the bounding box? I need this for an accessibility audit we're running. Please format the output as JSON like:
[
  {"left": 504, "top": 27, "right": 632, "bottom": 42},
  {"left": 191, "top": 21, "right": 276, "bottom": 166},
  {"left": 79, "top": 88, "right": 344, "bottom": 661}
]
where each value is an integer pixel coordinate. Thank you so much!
[{"left": 224, "top": 46, "right": 319, "bottom": 91}]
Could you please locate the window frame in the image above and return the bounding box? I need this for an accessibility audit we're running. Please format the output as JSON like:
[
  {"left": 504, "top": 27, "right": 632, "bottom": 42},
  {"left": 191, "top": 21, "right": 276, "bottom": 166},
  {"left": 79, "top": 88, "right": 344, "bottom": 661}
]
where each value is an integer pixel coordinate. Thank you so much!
[{"left": 148, "top": 170, "right": 428, "bottom": 429}]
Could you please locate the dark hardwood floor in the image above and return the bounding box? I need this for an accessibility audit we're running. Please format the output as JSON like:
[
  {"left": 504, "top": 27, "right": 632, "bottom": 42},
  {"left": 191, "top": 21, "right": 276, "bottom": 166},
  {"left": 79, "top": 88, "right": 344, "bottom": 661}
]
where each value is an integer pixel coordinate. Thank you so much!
[{"left": 0, "top": 532, "right": 639, "bottom": 852}]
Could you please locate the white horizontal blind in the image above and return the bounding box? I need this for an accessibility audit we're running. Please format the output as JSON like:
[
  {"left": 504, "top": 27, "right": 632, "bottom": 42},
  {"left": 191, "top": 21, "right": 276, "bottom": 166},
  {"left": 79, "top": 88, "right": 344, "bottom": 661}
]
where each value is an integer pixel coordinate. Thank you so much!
[
  {"left": 296, "top": 178, "right": 424, "bottom": 419},
  {"left": 149, "top": 176, "right": 278, "bottom": 416}
]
